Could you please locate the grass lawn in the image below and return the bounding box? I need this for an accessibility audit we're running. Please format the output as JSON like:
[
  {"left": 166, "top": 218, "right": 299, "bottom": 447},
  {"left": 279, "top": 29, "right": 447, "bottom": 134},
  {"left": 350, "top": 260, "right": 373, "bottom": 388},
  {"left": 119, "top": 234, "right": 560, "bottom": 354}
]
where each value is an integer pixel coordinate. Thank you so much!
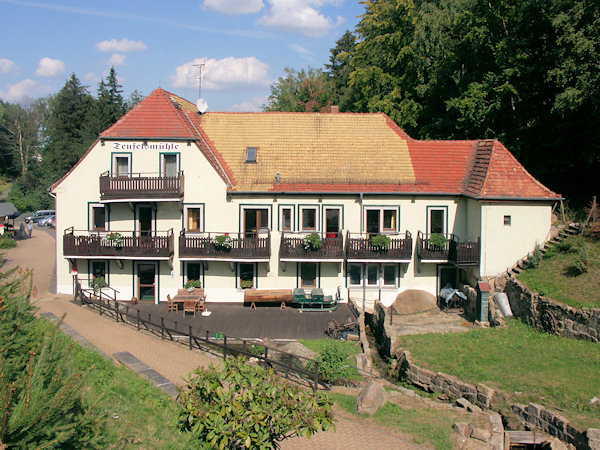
[
  {"left": 395, "top": 319, "right": 600, "bottom": 430},
  {"left": 333, "top": 392, "right": 457, "bottom": 449},
  {"left": 518, "top": 235, "right": 600, "bottom": 308},
  {"left": 42, "top": 318, "right": 192, "bottom": 448}
]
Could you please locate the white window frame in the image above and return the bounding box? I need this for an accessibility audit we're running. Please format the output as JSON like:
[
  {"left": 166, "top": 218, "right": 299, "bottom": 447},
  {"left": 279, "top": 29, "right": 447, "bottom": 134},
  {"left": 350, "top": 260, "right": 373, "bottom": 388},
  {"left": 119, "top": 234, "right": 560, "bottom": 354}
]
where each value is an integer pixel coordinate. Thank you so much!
[
  {"left": 279, "top": 205, "right": 294, "bottom": 232},
  {"left": 237, "top": 262, "right": 257, "bottom": 289},
  {"left": 347, "top": 263, "right": 363, "bottom": 287},
  {"left": 112, "top": 153, "right": 131, "bottom": 177},
  {"left": 184, "top": 261, "right": 203, "bottom": 285},
  {"left": 323, "top": 206, "right": 342, "bottom": 236},
  {"left": 184, "top": 204, "right": 204, "bottom": 233},
  {"left": 299, "top": 206, "right": 319, "bottom": 232},
  {"left": 89, "top": 203, "right": 108, "bottom": 231},
  {"left": 160, "top": 153, "right": 180, "bottom": 177},
  {"left": 240, "top": 206, "right": 271, "bottom": 233},
  {"left": 363, "top": 207, "right": 399, "bottom": 234},
  {"left": 382, "top": 264, "right": 398, "bottom": 288},
  {"left": 366, "top": 263, "right": 379, "bottom": 286}
]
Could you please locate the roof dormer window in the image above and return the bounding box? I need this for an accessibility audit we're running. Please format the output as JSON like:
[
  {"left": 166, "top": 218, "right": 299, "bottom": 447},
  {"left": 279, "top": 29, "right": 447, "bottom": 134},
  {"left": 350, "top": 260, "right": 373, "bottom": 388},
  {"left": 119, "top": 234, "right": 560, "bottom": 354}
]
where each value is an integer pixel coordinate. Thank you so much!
[{"left": 245, "top": 146, "right": 257, "bottom": 163}]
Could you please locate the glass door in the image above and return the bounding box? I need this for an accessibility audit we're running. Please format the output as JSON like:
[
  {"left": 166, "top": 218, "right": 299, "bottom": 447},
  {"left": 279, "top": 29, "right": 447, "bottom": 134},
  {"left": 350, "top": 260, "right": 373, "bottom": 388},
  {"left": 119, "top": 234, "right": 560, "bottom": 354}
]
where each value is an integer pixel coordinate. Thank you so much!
[
  {"left": 137, "top": 264, "right": 156, "bottom": 302},
  {"left": 325, "top": 208, "right": 340, "bottom": 238},
  {"left": 163, "top": 154, "right": 178, "bottom": 177},
  {"left": 243, "top": 208, "right": 268, "bottom": 238},
  {"left": 137, "top": 205, "right": 153, "bottom": 237},
  {"left": 366, "top": 209, "right": 380, "bottom": 235}
]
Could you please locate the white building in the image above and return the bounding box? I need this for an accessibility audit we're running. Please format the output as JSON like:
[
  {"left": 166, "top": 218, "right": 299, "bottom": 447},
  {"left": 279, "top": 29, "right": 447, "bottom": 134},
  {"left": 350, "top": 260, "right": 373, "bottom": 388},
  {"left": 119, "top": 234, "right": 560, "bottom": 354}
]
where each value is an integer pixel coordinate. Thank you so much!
[{"left": 51, "top": 89, "right": 561, "bottom": 306}]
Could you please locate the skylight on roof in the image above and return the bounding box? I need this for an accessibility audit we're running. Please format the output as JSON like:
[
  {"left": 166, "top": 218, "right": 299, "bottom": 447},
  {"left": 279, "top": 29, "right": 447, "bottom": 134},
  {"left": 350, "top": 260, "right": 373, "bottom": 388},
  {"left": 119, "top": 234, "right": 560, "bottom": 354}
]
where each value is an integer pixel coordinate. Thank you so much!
[{"left": 246, "top": 146, "right": 257, "bottom": 163}]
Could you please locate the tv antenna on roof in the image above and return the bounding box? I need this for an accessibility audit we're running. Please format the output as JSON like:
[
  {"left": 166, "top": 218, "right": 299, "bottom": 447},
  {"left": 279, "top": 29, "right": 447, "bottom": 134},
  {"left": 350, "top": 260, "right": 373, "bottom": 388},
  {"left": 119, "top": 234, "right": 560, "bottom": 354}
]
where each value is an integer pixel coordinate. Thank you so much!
[{"left": 193, "top": 61, "right": 208, "bottom": 114}]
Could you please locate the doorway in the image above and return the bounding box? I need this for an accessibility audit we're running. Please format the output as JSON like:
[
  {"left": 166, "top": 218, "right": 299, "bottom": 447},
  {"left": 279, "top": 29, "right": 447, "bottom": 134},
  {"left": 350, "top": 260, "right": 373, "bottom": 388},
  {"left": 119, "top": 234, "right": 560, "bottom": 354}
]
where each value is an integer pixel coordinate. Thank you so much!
[
  {"left": 243, "top": 208, "right": 269, "bottom": 238},
  {"left": 137, "top": 205, "right": 154, "bottom": 237},
  {"left": 324, "top": 207, "right": 340, "bottom": 238},
  {"left": 437, "top": 266, "right": 458, "bottom": 296},
  {"left": 137, "top": 263, "right": 156, "bottom": 303},
  {"left": 162, "top": 154, "right": 178, "bottom": 177}
]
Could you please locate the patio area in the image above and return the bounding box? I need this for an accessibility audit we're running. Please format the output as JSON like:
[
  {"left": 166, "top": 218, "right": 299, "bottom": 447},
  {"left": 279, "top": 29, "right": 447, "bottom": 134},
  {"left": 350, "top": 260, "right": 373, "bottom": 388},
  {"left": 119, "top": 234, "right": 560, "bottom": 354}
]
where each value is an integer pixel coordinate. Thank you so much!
[{"left": 132, "top": 301, "right": 357, "bottom": 340}]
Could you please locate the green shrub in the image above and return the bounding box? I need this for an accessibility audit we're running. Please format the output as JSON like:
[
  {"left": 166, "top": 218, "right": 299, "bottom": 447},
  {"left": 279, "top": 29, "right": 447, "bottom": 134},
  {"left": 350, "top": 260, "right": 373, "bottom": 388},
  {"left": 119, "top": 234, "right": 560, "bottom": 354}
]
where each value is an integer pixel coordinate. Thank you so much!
[
  {"left": 370, "top": 234, "right": 391, "bottom": 250},
  {"left": 178, "top": 356, "right": 334, "bottom": 449},
  {"left": 556, "top": 240, "right": 573, "bottom": 253},
  {"left": 248, "top": 343, "right": 265, "bottom": 356},
  {"left": 309, "top": 342, "right": 351, "bottom": 384},
  {"left": 573, "top": 244, "right": 589, "bottom": 275},
  {"left": 184, "top": 279, "right": 202, "bottom": 289},
  {"left": 527, "top": 244, "right": 543, "bottom": 268},
  {"left": 303, "top": 233, "right": 323, "bottom": 250},
  {"left": 213, "top": 234, "right": 233, "bottom": 249},
  {"left": 91, "top": 275, "right": 107, "bottom": 292},
  {"left": 428, "top": 233, "right": 447, "bottom": 249},
  {"left": 0, "top": 237, "right": 16, "bottom": 249}
]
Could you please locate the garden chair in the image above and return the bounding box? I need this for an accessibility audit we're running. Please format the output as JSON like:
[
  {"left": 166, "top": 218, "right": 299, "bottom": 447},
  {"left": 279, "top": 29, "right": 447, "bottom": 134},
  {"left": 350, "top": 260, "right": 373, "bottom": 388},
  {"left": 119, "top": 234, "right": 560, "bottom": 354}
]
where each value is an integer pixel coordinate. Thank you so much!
[
  {"left": 167, "top": 294, "right": 177, "bottom": 312},
  {"left": 183, "top": 300, "right": 197, "bottom": 317}
]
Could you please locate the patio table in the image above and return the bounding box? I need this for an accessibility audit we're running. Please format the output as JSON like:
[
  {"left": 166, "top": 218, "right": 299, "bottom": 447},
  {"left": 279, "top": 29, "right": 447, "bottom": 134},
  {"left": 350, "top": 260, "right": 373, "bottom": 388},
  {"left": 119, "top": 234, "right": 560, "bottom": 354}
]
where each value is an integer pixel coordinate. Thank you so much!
[{"left": 172, "top": 289, "right": 206, "bottom": 315}]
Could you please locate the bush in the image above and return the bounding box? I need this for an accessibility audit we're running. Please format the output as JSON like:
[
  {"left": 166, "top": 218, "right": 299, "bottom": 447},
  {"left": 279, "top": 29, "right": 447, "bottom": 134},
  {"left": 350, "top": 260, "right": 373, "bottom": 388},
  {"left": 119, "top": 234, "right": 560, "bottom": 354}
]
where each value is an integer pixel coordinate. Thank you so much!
[
  {"left": 213, "top": 234, "right": 233, "bottom": 249},
  {"left": 309, "top": 342, "right": 351, "bottom": 384},
  {"left": 303, "top": 233, "right": 323, "bottom": 250},
  {"left": 556, "top": 240, "right": 573, "bottom": 253},
  {"left": 370, "top": 234, "right": 391, "bottom": 250},
  {"left": 178, "top": 356, "right": 334, "bottom": 449},
  {"left": 428, "top": 233, "right": 447, "bottom": 249},
  {"left": 526, "top": 244, "right": 543, "bottom": 268},
  {"left": 248, "top": 343, "right": 265, "bottom": 356},
  {"left": 0, "top": 237, "right": 16, "bottom": 249},
  {"left": 573, "top": 244, "right": 589, "bottom": 275}
]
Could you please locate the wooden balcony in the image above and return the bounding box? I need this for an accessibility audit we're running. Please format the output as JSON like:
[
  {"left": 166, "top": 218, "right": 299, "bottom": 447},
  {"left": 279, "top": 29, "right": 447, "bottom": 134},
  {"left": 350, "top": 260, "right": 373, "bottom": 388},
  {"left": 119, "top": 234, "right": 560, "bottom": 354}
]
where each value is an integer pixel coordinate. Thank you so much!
[
  {"left": 416, "top": 231, "right": 480, "bottom": 265},
  {"left": 179, "top": 231, "right": 271, "bottom": 260},
  {"left": 63, "top": 228, "right": 174, "bottom": 259},
  {"left": 99, "top": 171, "right": 184, "bottom": 201},
  {"left": 346, "top": 231, "right": 413, "bottom": 262},
  {"left": 279, "top": 232, "right": 344, "bottom": 261}
]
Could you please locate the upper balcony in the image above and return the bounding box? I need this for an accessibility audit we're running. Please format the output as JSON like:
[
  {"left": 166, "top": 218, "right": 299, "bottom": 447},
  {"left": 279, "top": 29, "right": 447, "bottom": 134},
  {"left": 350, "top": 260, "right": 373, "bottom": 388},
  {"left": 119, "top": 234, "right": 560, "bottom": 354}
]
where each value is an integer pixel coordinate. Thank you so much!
[
  {"left": 346, "top": 231, "right": 413, "bottom": 262},
  {"left": 99, "top": 171, "right": 184, "bottom": 202},
  {"left": 63, "top": 228, "right": 174, "bottom": 259},
  {"left": 179, "top": 231, "right": 271, "bottom": 261},
  {"left": 416, "top": 231, "right": 480, "bottom": 266},
  {"left": 279, "top": 232, "right": 344, "bottom": 262}
]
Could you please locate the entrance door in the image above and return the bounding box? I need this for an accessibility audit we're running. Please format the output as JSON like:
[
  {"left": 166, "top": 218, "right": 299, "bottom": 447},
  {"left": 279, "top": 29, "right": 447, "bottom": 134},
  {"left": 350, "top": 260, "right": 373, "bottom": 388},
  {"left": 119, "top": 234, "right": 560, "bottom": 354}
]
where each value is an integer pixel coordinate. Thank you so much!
[
  {"left": 137, "top": 205, "right": 153, "bottom": 237},
  {"left": 438, "top": 266, "right": 457, "bottom": 295},
  {"left": 137, "top": 263, "right": 156, "bottom": 302},
  {"left": 243, "top": 208, "right": 268, "bottom": 238},
  {"left": 366, "top": 209, "right": 380, "bottom": 235},
  {"left": 325, "top": 208, "right": 340, "bottom": 238},
  {"left": 163, "top": 154, "right": 178, "bottom": 177}
]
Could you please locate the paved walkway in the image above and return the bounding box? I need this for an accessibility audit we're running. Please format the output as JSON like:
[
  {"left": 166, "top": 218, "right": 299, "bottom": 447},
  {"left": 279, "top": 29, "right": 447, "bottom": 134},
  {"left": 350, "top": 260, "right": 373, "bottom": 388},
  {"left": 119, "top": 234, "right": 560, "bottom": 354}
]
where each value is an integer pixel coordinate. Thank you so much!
[{"left": 3, "top": 227, "right": 425, "bottom": 449}]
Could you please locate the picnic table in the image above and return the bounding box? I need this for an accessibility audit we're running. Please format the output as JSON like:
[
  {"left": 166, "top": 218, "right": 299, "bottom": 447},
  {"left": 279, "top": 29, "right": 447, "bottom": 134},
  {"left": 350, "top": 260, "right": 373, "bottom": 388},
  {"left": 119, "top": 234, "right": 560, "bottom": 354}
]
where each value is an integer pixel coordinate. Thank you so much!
[
  {"left": 171, "top": 288, "right": 206, "bottom": 316},
  {"left": 244, "top": 289, "right": 293, "bottom": 309}
]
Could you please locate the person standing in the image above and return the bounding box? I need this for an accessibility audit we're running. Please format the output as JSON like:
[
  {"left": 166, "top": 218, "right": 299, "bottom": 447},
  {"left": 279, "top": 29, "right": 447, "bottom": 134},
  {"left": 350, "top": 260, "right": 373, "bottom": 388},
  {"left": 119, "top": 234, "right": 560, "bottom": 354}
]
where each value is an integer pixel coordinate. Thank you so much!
[{"left": 26, "top": 221, "right": 33, "bottom": 238}]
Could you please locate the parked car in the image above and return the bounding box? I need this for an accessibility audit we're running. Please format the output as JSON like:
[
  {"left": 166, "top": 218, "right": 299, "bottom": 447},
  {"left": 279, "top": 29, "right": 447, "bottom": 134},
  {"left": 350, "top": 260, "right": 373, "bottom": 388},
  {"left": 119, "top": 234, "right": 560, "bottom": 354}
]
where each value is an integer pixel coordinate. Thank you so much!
[
  {"left": 38, "top": 214, "right": 55, "bottom": 227},
  {"left": 47, "top": 216, "right": 56, "bottom": 229},
  {"left": 25, "top": 210, "right": 55, "bottom": 224}
]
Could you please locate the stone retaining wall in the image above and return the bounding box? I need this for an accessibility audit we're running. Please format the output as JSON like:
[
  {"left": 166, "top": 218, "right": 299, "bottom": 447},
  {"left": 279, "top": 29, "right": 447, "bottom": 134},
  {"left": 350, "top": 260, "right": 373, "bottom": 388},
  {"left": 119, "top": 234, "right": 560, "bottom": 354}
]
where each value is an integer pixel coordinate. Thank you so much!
[
  {"left": 390, "top": 348, "right": 495, "bottom": 410},
  {"left": 497, "top": 275, "right": 600, "bottom": 342}
]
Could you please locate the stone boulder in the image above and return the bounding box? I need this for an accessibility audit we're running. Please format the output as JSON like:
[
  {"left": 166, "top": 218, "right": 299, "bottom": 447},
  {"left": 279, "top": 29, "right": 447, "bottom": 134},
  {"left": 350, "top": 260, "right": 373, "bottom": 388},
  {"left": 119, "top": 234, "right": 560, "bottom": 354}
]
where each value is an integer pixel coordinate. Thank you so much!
[
  {"left": 356, "top": 381, "right": 387, "bottom": 415},
  {"left": 390, "top": 290, "right": 438, "bottom": 315},
  {"left": 355, "top": 353, "right": 372, "bottom": 373}
]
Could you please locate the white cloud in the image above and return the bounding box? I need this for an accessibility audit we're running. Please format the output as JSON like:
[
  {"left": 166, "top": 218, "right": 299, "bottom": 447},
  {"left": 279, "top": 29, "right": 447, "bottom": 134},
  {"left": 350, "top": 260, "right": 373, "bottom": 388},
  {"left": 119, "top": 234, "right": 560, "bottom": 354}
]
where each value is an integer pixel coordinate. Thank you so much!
[
  {"left": 0, "top": 79, "right": 52, "bottom": 103},
  {"left": 95, "top": 38, "right": 147, "bottom": 53},
  {"left": 35, "top": 57, "right": 65, "bottom": 77},
  {"left": 171, "top": 57, "right": 270, "bottom": 91},
  {"left": 0, "top": 58, "right": 19, "bottom": 74},
  {"left": 108, "top": 53, "right": 127, "bottom": 66},
  {"left": 259, "top": 0, "right": 343, "bottom": 37},
  {"left": 203, "top": 0, "right": 263, "bottom": 14},
  {"left": 84, "top": 72, "right": 101, "bottom": 84},
  {"left": 289, "top": 43, "right": 314, "bottom": 62},
  {"left": 229, "top": 96, "right": 268, "bottom": 112}
]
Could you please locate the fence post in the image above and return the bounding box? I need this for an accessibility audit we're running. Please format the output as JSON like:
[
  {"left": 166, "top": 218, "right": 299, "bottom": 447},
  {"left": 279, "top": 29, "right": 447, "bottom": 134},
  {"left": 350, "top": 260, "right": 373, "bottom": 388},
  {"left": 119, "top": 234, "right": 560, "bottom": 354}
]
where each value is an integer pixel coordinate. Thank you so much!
[
  {"left": 313, "top": 361, "right": 319, "bottom": 392},
  {"left": 99, "top": 298, "right": 103, "bottom": 316},
  {"left": 189, "top": 325, "right": 193, "bottom": 350},
  {"left": 206, "top": 330, "right": 209, "bottom": 341},
  {"left": 136, "top": 309, "right": 140, "bottom": 331},
  {"left": 243, "top": 340, "right": 247, "bottom": 353},
  {"left": 223, "top": 336, "right": 227, "bottom": 360},
  {"left": 115, "top": 302, "right": 119, "bottom": 323},
  {"left": 161, "top": 317, "right": 165, "bottom": 340},
  {"left": 264, "top": 347, "right": 269, "bottom": 368}
]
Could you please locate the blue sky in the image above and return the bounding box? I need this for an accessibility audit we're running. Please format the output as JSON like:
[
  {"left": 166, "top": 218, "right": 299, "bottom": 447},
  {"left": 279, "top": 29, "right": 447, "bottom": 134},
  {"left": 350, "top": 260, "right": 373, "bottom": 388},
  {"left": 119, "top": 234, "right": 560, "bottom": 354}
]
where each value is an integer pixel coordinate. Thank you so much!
[{"left": 0, "top": 0, "right": 364, "bottom": 111}]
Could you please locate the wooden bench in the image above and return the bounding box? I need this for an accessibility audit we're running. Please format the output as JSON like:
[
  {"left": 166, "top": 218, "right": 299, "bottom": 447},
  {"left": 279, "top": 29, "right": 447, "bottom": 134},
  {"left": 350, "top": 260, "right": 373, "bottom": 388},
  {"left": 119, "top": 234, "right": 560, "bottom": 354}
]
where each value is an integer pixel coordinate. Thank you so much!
[{"left": 244, "top": 289, "right": 294, "bottom": 309}]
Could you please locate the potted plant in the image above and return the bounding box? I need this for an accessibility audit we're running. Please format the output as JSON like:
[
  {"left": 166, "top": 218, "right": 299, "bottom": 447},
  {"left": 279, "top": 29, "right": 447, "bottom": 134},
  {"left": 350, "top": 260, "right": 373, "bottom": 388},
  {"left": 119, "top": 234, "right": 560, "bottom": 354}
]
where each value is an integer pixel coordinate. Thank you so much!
[
  {"left": 428, "top": 233, "right": 447, "bottom": 249},
  {"left": 303, "top": 233, "right": 322, "bottom": 250},
  {"left": 240, "top": 279, "right": 253, "bottom": 289},
  {"left": 213, "top": 233, "right": 233, "bottom": 250},
  {"left": 91, "top": 276, "right": 107, "bottom": 294},
  {"left": 370, "top": 234, "right": 391, "bottom": 250},
  {"left": 103, "top": 231, "right": 123, "bottom": 247},
  {"left": 184, "top": 279, "right": 202, "bottom": 292}
]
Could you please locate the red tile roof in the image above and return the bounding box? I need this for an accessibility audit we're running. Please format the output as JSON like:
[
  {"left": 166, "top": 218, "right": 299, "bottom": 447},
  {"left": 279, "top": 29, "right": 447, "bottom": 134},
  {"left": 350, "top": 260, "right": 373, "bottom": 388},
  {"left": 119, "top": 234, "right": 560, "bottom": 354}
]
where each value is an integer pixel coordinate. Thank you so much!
[{"left": 66, "top": 88, "right": 560, "bottom": 200}]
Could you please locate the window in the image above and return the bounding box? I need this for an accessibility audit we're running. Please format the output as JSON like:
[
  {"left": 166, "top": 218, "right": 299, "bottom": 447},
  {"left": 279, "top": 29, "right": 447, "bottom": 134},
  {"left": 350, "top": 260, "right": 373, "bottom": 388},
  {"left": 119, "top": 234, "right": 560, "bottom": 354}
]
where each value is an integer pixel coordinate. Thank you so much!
[
  {"left": 162, "top": 154, "right": 179, "bottom": 177},
  {"left": 367, "top": 264, "right": 379, "bottom": 286},
  {"left": 279, "top": 206, "right": 293, "bottom": 231},
  {"left": 112, "top": 154, "right": 130, "bottom": 177},
  {"left": 365, "top": 207, "right": 399, "bottom": 233},
  {"left": 239, "top": 263, "right": 255, "bottom": 289},
  {"left": 348, "top": 264, "right": 362, "bottom": 286},
  {"left": 185, "top": 262, "right": 202, "bottom": 285},
  {"left": 245, "top": 146, "right": 257, "bottom": 163},
  {"left": 300, "top": 262, "right": 318, "bottom": 288},
  {"left": 89, "top": 204, "right": 107, "bottom": 231},
  {"left": 383, "top": 265, "right": 397, "bottom": 287},
  {"left": 243, "top": 207, "right": 270, "bottom": 236},
  {"left": 185, "top": 206, "right": 203, "bottom": 232},
  {"left": 300, "top": 206, "right": 318, "bottom": 231},
  {"left": 90, "top": 260, "right": 107, "bottom": 284},
  {"left": 324, "top": 207, "right": 341, "bottom": 237},
  {"left": 428, "top": 207, "right": 447, "bottom": 235},
  {"left": 504, "top": 215, "right": 511, "bottom": 226}
]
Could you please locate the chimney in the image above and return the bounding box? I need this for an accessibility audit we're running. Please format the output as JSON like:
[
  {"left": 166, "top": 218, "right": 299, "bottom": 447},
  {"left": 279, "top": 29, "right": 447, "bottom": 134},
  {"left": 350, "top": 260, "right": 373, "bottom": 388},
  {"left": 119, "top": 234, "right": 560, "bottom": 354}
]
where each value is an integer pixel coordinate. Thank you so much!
[{"left": 330, "top": 105, "right": 339, "bottom": 113}]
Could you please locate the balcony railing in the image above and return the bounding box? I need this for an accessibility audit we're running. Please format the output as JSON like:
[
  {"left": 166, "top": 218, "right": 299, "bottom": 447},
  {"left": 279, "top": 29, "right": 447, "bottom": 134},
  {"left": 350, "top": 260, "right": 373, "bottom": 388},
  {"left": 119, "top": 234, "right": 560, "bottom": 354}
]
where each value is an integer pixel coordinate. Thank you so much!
[
  {"left": 280, "top": 232, "right": 344, "bottom": 260},
  {"left": 179, "top": 231, "right": 271, "bottom": 260},
  {"left": 346, "top": 231, "right": 413, "bottom": 261},
  {"left": 416, "top": 231, "right": 480, "bottom": 265},
  {"left": 99, "top": 171, "right": 184, "bottom": 201},
  {"left": 63, "top": 228, "right": 174, "bottom": 258}
]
